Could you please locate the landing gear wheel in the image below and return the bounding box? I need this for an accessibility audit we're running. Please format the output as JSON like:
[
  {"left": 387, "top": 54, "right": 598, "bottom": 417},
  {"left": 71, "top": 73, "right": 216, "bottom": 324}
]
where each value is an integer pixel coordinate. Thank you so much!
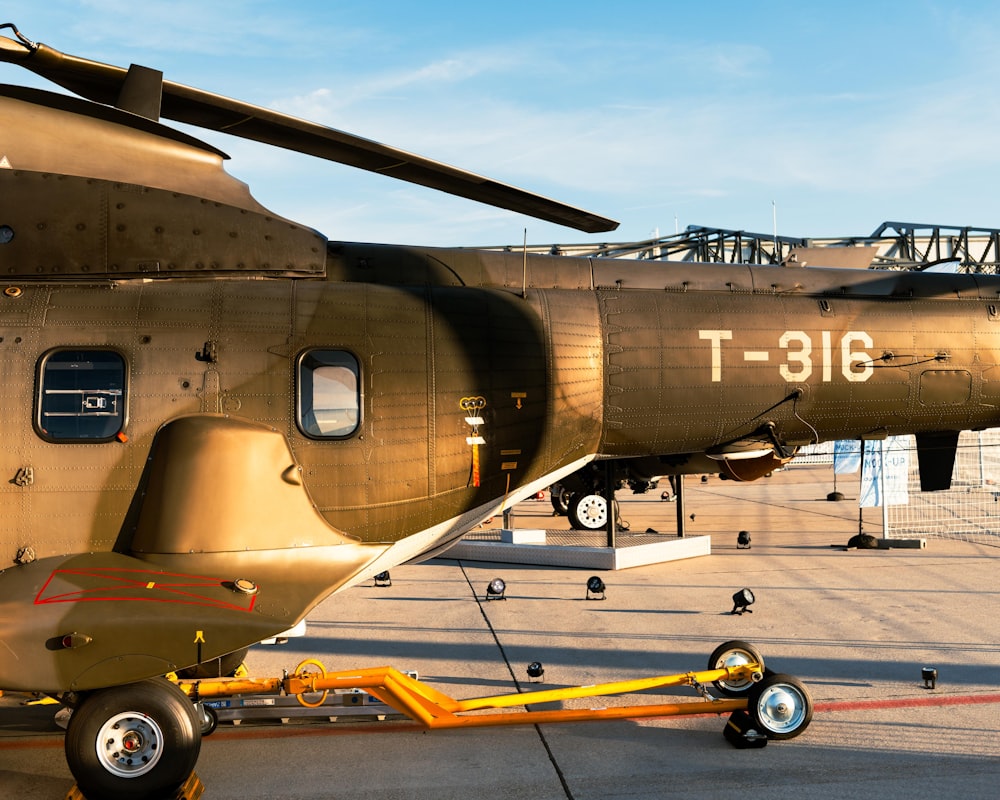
[
  {"left": 707, "top": 640, "right": 765, "bottom": 697},
  {"left": 746, "top": 672, "right": 813, "bottom": 740},
  {"left": 568, "top": 493, "right": 619, "bottom": 531},
  {"left": 65, "top": 677, "right": 202, "bottom": 800}
]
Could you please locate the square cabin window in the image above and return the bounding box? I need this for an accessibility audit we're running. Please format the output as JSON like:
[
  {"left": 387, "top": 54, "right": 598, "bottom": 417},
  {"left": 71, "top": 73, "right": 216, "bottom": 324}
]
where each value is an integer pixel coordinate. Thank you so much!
[
  {"left": 36, "top": 349, "right": 126, "bottom": 441},
  {"left": 297, "top": 350, "right": 361, "bottom": 438}
]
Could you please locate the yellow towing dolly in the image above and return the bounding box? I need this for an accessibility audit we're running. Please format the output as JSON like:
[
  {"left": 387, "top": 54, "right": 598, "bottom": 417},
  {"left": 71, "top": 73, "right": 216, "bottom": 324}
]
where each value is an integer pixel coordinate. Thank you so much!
[{"left": 174, "top": 640, "right": 813, "bottom": 743}]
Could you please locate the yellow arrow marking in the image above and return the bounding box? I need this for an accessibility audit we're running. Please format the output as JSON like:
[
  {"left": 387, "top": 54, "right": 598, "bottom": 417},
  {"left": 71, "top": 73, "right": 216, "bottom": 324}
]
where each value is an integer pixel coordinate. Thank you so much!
[{"left": 194, "top": 630, "right": 206, "bottom": 644}]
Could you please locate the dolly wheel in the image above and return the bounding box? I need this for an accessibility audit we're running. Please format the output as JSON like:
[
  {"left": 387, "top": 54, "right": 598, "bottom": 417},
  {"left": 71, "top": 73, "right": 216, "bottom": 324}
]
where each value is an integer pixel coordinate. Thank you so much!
[
  {"left": 707, "top": 640, "right": 765, "bottom": 697},
  {"left": 747, "top": 672, "right": 813, "bottom": 740},
  {"left": 65, "top": 677, "right": 202, "bottom": 800},
  {"left": 197, "top": 702, "right": 219, "bottom": 737}
]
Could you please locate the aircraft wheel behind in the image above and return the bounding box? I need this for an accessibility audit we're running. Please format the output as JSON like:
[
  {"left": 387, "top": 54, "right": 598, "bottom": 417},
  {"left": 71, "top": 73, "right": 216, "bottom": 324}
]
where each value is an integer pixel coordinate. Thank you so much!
[
  {"left": 568, "top": 493, "right": 619, "bottom": 530},
  {"left": 65, "top": 677, "right": 202, "bottom": 800},
  {"left": 550, "top": 484, "right": 570, "bottom": 516},
  {"left": 746, "top": 672, "right": 813, "bottom": 740}
]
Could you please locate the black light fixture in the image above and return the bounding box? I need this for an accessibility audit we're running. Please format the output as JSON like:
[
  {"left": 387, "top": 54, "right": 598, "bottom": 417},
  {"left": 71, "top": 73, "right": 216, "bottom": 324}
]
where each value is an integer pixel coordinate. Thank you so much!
[
  {"left": 527, "top": 661, "right": 545, "bottom": 682},
  {"left": 731, "top": 588, "right": 755, "bottom": 615},
  {"left": 736, "top": 530, "right": 752, "bottom": 549},
  {"left": 373, "top": 571, "right": 391, "bottom": 587},
  {"left": 485, "top": 577, "right": 506, "bottom": 600},
  {"left": 922, "top": 667, "right": 938, "bottom": 689},
  {"left": 586, "top": 575, "right": 606, "bottom": 600}
]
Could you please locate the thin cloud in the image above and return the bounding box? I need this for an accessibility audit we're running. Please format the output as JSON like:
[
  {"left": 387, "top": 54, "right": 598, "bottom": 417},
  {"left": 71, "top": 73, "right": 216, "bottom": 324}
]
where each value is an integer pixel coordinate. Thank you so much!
[{"left": 10, "top": 1, "right": 1000, "bottom": 245}]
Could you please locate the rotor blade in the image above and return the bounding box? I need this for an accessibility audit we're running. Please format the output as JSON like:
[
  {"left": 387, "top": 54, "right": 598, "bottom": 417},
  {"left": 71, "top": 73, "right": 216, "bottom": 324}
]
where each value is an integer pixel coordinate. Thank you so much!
[{"left": 0, "top": 32, "right": 619, "bottom": 234}]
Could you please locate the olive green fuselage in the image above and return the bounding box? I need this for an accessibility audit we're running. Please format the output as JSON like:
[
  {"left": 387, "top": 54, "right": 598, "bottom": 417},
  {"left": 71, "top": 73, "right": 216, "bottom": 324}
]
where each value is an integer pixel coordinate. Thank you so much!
[
  {"left": 3, "top": 241, "right": 1000, "bottom": 563},
  {"left": 3, "top": 81, "right": 1000, "bottom": 695}
]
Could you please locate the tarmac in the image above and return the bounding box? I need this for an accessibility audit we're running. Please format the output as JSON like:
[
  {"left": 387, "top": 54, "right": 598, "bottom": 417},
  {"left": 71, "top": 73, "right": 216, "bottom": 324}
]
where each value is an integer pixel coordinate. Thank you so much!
[{"left": 2, "top": 463, "right": 1000, "bottom": 799}]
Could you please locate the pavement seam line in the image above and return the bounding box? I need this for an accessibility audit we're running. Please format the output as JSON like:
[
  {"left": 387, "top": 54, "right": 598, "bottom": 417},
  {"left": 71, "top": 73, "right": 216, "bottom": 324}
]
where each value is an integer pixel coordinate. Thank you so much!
[{"left": 458, "top": 561, "right": 576, "bottom": 800}]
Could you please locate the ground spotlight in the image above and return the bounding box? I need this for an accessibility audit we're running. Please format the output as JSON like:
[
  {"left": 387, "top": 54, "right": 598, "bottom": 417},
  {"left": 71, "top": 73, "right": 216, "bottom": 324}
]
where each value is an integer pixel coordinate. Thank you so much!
[
  {"left": 731, "top": 588, "right": 755, "bottom": 615},
  {"left": 485, "top": 577, "right": 506, "bottom": 600},
  {"left": 736, "top": 530, "right": 751, "bottom": 549},
  {"left": 373, "top": 571, "right": 391, "bottom": 587},
  {"left": 586, "top": 575, "right": 606, "bottom": 600},
  {"left": 527, "top": 661, "right": 545, "bottom": 682},
  {"left": 922, "top": 667, "right": 938, "bottom": 689}
]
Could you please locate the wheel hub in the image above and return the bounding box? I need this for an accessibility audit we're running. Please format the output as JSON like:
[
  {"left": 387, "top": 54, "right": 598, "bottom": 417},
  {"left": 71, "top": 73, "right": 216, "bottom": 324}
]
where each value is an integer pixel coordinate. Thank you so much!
[
  {"left": 99, "top": 712, "right": 163, "bottom": 777},
  {"left": 120, "top": 730, "right": 144, "bottom": 753},
  {"left": 711, "top": 645, "right": 761, "bottom": 694},
  {"left": 758, "top": 685, "right": 806, "bottom": 732},
  {"left": 578, "top": 496, "right": 607, "bottom": 527},
  {"left": 764, "top": 691, "right": 795, "bottom": 723}
]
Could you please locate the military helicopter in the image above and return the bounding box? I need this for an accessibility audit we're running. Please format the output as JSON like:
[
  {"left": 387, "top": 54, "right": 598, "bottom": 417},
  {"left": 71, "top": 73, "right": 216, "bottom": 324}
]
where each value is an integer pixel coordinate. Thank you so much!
[{"left": 2, "top": 23, "right": 998, "bottom": 799}]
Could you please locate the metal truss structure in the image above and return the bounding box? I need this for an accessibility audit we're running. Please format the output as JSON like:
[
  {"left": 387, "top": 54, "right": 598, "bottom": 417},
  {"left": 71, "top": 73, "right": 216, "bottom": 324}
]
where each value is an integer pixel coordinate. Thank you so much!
[{"left": 497, "top": 221, "right": 1000, "bottom": 273}]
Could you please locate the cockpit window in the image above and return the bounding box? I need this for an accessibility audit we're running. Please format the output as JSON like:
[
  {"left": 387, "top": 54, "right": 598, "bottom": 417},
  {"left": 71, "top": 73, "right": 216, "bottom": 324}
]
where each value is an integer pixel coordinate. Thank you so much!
[
  {"left": 297, "top": 350, "right": 361, "bottom": 438},
  {"left": 36, "top": 349, "right": 126, "bottom": 441}
]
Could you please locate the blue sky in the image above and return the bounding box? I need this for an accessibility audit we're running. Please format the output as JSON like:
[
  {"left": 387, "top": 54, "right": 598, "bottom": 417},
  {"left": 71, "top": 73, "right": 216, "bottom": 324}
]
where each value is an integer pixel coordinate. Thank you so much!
[{"left": 5, "top": 1, "right": 1000, "bottom": 247}]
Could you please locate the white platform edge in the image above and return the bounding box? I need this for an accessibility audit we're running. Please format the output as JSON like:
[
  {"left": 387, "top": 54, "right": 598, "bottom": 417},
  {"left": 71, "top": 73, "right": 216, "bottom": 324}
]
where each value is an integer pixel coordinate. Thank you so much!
[
  {"left": 443, "top": 535, "right": 711, "bottom": 570},
  {"left": 500, "top": 528, "right": 547, "bottom": 544}
]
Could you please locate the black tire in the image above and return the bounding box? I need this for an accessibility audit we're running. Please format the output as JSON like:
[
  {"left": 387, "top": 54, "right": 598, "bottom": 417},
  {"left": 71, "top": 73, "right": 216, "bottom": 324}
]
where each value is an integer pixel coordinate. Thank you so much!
[
  {"left": 65, "top": 677, "right": 202, "bottom": 800},
  {"left": 707, "top": 640, "right": 765, "bottom": 697},
  {"left": 746, "top": 672, "right": 813, "bottom": 740},
  {"left": 567, "top": 493, "right": 619, "bottom": 531},
  {"left": 550, "top": 484, "right": 570, "bottom": 516}
]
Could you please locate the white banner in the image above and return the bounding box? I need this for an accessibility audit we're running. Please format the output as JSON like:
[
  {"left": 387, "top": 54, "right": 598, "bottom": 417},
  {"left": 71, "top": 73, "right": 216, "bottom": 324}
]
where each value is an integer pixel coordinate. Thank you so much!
[
  {"left": 859, "top": 438, "right": 909, "bottom": 507},
  {"left": 833, "top": 440, "right": 861, "bottom": 474}
]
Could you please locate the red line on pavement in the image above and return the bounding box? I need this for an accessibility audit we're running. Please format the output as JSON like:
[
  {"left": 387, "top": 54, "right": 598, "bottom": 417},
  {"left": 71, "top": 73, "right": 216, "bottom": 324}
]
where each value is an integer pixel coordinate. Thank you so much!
[
  {"left": 0, "top": 736, "right": 62, "bottom": 750},
  {"left": 815, "top": 692, "right": 1000, "bottom": 714}
]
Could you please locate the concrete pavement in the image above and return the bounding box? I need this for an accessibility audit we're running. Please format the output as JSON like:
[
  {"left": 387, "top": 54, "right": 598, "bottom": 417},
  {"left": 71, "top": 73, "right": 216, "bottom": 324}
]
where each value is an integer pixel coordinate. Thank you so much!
[{"left": 3, "top": 464, "right": 999, "bottom": 799}]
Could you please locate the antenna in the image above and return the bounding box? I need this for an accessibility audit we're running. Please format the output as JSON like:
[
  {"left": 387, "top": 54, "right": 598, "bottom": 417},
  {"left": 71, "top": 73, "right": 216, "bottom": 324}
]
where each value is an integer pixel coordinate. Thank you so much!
[
  {"left": 522, "top": 228, "right": 528, "bottom": 299},
  {"left": 772, "top": 200, "right": 778, "bottom": 256}
]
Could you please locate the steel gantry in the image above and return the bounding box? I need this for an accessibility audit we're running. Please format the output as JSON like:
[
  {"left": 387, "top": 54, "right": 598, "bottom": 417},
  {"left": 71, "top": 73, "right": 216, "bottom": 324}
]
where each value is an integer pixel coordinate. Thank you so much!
[{"left": 492, "top": 220, "right": 1000, "bottom": 273}]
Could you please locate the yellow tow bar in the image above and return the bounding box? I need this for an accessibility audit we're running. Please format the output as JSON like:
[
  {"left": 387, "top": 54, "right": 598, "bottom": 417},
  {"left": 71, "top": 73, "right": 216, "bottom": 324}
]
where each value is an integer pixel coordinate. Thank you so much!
[{"left": 175, "top": 658, "right": 757, "bottom": 730}]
